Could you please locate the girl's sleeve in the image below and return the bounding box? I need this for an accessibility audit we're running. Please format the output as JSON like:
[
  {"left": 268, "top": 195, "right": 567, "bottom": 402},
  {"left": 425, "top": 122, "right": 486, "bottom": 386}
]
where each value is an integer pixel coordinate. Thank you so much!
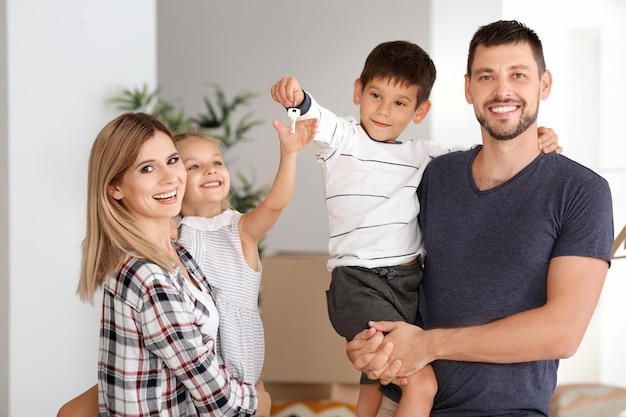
[{"left": 138, "top": 275, "right": 257, "bottom": 416}]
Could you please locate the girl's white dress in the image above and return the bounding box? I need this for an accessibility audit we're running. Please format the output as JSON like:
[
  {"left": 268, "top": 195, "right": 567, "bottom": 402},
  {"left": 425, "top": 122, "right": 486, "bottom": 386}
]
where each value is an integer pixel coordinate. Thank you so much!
[{"left": 177, "top": 209, "right": 264, "bottom": 383}]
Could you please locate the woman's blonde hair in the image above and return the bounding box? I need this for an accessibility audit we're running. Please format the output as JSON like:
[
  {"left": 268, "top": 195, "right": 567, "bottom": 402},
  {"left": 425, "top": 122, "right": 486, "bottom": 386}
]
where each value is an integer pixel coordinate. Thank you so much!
[
  {"left": 173, "top": 132, "right": 233, "bottom": 210},
  {"left": 77, "top": 112, "right": 178, "bottom": 303}
]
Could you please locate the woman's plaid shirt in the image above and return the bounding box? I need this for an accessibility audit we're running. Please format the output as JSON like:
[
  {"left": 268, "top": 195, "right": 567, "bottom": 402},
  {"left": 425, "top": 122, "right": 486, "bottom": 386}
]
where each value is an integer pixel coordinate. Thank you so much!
[{"left": 98, "top": 243, "right": 257, "bottom": 416}]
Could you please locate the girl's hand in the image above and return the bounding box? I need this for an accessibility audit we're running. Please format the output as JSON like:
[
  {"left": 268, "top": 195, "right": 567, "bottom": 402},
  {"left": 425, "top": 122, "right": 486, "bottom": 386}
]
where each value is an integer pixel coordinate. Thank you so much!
[{"left": 272, "top": 118, "right": 318, "bottom": 154}]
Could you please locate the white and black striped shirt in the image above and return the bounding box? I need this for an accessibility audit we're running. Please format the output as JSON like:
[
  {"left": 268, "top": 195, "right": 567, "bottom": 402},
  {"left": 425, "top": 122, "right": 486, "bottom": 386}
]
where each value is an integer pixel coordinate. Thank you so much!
[{"left": 300, "top": 92, "right": 448, "bottom": 271}]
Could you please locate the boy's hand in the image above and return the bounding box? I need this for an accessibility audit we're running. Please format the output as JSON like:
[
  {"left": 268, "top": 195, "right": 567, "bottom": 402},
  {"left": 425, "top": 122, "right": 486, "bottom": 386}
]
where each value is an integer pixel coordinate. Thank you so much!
[
  {"left": 271, "top": 77, "right": 305, "bottom": 108},
  {"left": 272, "top": 118, "right": 318, "bottom": 154},
  {"left": 538, "top": 126, "right": 563, "bottom": 154}
]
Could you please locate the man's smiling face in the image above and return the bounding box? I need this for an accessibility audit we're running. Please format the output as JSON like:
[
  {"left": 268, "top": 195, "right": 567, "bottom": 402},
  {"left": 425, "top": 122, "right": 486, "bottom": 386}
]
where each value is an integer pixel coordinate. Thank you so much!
[{"left": 465, "top": 42, "right": 550, "bottom": 141}]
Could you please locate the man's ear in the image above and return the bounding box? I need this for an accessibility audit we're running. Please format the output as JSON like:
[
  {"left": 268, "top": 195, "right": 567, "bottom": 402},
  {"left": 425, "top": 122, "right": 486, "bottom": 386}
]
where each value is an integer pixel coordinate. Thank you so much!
[
  {"left": 353, "top": 78, "right": 363, "bottom": 105},
  {"left": 107, "top": 183, "right": 124, "bottom": 201},
  {"left": 413, "top": 100, "right": 432, "bottom": 125},
  {"left": 464, "top": 74, "right": 473, "bottom": 104},
  {"left": 540, "top": 70, "right": 552, "bottom": 100}
]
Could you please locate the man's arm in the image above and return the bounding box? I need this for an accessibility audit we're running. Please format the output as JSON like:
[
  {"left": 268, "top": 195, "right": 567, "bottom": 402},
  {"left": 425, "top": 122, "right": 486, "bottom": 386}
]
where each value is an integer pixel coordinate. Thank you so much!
[{"left": 348, "top": 255, "right": 608, "bottom": 384}]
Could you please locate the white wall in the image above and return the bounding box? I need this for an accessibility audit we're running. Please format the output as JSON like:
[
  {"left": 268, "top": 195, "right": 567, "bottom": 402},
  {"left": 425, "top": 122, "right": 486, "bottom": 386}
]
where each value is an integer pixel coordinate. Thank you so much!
[
  {"left": 2, "top": 1, "right": 157, "bottom": 415},
  {"left": 1, "top": 1, "right": 9, "bottom": 415}
]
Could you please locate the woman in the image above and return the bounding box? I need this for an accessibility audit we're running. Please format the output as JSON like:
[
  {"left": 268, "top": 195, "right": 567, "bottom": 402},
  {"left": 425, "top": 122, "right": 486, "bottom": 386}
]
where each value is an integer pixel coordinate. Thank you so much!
[{"left": 68, "top": 112, "right": 269, "bottom": 416}]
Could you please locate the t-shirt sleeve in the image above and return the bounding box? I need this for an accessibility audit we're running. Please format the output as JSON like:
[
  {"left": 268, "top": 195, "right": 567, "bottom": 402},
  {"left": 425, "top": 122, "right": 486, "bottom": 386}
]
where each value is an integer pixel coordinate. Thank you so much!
[{"left": 551, "top": 175, "right": 614, "bottom": 264}]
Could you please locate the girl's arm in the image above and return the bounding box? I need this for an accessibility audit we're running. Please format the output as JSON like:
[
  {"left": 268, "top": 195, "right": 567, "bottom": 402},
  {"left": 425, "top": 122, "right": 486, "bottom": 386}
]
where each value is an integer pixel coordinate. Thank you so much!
[{"left": 238, "top": 118, "right": 317, "bottom": 267}]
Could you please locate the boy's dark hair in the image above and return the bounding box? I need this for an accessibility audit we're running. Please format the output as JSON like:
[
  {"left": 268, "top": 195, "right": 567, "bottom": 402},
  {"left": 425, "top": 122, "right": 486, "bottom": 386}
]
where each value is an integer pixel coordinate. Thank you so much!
[
  {"left": 467, "top": 20, "right": 546, "bottom": 76},
  {"left": 359, "top": 40, "right": 436, "bottom": 106}
]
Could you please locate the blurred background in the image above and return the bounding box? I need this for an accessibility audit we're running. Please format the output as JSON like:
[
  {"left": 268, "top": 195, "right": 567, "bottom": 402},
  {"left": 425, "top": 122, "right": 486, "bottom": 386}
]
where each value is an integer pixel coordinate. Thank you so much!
[{"left": 1, "top": 1, "right": 625, "bottom": 415}]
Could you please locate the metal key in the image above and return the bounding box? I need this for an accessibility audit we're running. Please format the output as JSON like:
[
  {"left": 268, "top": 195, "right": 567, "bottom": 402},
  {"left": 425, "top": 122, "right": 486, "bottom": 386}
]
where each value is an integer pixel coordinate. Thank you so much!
[{"left": 287, "top": 107, "right": 300, "bottom": 134}]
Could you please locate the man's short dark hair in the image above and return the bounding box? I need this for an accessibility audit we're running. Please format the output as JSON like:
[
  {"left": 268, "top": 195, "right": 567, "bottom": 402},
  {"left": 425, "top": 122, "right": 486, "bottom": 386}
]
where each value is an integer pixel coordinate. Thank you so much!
[{"left": 466, "top": 20, "right": 546, "bottom": 76}]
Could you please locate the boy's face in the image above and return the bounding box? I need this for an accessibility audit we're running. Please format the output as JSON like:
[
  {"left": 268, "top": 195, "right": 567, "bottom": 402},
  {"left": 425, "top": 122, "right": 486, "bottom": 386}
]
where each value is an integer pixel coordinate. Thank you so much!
[{"left": 353, "top": 76, "right": 430, "bottom": 143}]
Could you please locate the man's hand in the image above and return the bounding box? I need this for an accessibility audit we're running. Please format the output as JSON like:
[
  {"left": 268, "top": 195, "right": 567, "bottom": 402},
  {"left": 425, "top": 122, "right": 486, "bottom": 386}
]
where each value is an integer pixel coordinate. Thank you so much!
[
  {"left": 346, "top": 324, "right": 411, "bottom": 386},
  {"left": 347, "top": 321, "right": 434, "bottom": 385}
]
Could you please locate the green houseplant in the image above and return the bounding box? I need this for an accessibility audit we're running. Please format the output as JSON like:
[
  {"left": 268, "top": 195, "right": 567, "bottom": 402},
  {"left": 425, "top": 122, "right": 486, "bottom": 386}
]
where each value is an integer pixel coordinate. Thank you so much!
[{"left": 110, "top": 83, "right": 268, "bottom": 215}]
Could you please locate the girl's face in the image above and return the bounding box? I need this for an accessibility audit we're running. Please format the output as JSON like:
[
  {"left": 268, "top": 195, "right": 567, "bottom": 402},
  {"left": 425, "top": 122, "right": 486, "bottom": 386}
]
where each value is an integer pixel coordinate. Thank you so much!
[
  {"left": 107, "top": 131, "right": 186, "bottom": 230},
  {"left": 176, "top": 136, "right": 231, "bottom": 218}
]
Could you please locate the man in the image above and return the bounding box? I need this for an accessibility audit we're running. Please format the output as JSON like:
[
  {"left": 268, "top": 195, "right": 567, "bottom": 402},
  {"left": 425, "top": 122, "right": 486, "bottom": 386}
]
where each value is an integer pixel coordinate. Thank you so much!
[{"left": 347, "top": 20, "right": 614, "bottom": 416}]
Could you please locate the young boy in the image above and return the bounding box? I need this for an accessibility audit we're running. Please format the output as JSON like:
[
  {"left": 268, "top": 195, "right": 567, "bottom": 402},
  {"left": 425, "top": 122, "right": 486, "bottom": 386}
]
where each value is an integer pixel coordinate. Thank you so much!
[{"left": 271, "top": 40, "right": 559, "bottom": 417}]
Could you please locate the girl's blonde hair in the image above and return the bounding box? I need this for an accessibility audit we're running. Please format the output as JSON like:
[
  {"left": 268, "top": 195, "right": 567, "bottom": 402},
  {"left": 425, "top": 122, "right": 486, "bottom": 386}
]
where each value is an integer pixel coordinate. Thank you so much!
[
  {"left": 173, "top": 132, "right": 233, "bottom": 210},
  {"left": 77, "top": 112, "right": 178, "bottom": 303}
]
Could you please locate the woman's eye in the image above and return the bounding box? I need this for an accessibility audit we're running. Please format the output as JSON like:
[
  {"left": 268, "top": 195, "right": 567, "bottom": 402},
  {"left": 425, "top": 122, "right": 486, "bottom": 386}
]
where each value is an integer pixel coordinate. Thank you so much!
[
  {"left": 168, "top": 156, "right": 180, "bottom": 165},
  {"left": 141, "top": 165, "right": 153, "bottom": 173}
]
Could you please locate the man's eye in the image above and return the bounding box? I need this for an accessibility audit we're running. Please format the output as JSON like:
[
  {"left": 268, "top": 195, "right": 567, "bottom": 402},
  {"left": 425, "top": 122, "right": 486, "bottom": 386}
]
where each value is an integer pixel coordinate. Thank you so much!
[{"left": 513, "top": 73, "right": 526, "bottom": 79}]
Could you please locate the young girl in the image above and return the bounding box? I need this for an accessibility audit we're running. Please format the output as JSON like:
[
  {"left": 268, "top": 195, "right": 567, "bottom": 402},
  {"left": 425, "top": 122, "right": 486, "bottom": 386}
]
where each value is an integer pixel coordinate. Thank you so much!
[{"left": 173, "top": 117, "right": 318, "bottom": 385}]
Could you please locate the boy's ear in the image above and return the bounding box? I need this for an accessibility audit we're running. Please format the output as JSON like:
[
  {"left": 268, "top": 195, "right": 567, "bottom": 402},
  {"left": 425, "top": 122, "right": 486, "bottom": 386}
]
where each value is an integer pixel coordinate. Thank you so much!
[
  {"left": 353, "top": 78, "right": 363, "bottom": 105},
  {"left": 107, "top": 183, "right": 124, "bottom": 201},
  {"left": 412, "top": 100, "right": 432, "bottom": 124}
]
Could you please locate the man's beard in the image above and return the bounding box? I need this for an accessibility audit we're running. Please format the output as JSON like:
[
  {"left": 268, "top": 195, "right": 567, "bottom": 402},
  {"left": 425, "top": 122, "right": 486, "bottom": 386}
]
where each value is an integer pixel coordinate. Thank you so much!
[{"left": 476, "top": 101, "right": 538, "bottom": 141}]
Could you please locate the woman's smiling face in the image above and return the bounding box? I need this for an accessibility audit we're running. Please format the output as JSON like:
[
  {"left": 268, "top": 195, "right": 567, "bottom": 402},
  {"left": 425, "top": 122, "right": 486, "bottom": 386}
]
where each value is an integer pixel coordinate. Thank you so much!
[{"left": 107, "top": 131, "right": 186, "bottom": 228}]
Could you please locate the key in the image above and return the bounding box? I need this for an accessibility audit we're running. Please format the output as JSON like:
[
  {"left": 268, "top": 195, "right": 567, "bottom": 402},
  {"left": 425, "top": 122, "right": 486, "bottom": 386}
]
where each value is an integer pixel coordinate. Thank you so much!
[{"left": 287, "top": 107, "right": 300, "bottom": 134}]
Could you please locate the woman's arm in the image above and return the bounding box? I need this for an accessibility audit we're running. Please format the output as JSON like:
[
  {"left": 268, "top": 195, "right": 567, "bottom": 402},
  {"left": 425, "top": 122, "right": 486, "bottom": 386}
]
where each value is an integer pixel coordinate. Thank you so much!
[{"left": 139, "top": 277, "right": 258, "bottom": 415}]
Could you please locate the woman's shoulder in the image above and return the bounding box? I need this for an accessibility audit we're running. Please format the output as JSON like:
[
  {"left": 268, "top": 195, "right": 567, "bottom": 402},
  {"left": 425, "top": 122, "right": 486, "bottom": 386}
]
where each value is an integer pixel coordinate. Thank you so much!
[{"left": 106, "top": 256, "right": 181, "bottom": 309}]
